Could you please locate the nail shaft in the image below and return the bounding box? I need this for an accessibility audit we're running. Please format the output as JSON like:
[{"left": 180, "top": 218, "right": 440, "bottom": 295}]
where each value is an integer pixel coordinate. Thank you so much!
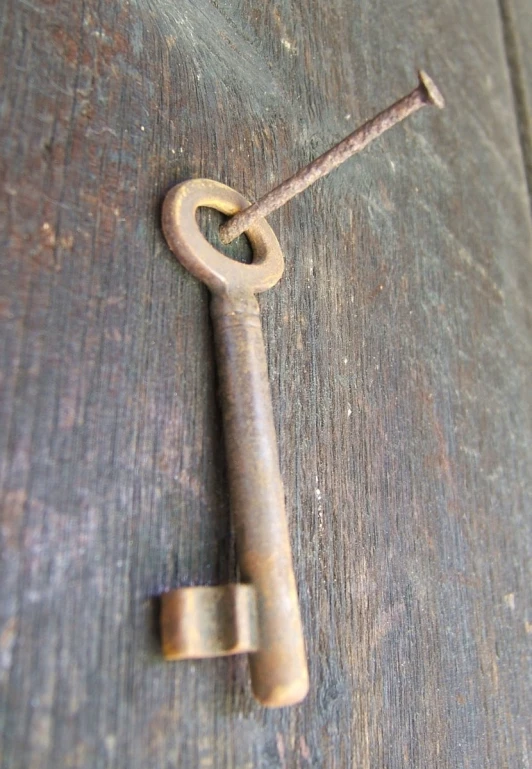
[{"left": 219, "top": 71, "right": 444, "bottom": 244}]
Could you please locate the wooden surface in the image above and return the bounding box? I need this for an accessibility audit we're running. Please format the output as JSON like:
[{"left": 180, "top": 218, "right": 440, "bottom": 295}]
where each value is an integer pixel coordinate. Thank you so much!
[
  {"left": 1, "top": 0, "right": 531, "bottom": 767},
  {"left": 499, "top": 0, "right": 532, "bottom": 197}
]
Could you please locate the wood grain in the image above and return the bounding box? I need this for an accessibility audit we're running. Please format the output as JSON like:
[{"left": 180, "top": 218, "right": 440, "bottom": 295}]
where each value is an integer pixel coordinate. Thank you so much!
[
  {"left": 1, "top": 0, "right": 531, "bottom": 767},
  {"left": 499, "top": 0, "right": 532, "bottom": 200}
]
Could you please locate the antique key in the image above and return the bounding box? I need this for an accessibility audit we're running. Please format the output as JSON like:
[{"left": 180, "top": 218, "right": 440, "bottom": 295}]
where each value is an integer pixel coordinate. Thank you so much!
[
  {"left": 160, "top": 179, "right": 309, "bottom": 707},
  {"left": 158, "top": 73, "right": 444, "bottom": 708}
]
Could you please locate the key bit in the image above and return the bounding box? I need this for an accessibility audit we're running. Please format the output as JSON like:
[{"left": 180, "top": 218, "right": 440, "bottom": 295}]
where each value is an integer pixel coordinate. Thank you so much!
[
  {"left": 161, "top": 585, "right": 259, "bottom": 659},
  {"left": 161, "top": 178, "right": 309, "bottom": 708}
]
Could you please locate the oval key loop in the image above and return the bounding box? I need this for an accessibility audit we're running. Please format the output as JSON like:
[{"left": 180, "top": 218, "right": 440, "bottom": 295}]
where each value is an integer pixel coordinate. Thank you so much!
[{"left": 162, "top": 179, "right": 284, "bottom": 296}]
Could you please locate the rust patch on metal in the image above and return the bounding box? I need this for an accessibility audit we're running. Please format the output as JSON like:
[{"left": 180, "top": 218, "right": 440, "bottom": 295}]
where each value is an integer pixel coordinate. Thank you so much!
[{"left": 161, "top": 585, "right": 259, "bottom": 659}]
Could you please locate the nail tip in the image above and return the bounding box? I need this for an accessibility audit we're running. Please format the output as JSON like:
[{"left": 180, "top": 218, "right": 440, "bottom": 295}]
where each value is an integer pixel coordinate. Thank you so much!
[{"left": 418, "top": 70, "right": 445, "bottom": 109}]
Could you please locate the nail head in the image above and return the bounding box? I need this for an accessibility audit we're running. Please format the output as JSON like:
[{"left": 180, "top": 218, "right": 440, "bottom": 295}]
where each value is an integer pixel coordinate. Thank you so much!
[{"left": 418, "top": 70, "right": 445, "bottom": 109}]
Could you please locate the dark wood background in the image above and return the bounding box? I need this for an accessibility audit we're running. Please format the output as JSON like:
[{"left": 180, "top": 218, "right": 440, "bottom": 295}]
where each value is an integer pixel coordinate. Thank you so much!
[{"left": 1, "top": 0, "right": 531, "bottom": 766}]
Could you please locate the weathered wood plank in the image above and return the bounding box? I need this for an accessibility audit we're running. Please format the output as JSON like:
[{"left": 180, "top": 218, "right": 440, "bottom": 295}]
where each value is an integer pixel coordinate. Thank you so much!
[
  {"left": 499, "top": 0, "right": 532, "bottom": 198},
  {"left": 1, "top": 0, "right": 531, "bottom": 767}
]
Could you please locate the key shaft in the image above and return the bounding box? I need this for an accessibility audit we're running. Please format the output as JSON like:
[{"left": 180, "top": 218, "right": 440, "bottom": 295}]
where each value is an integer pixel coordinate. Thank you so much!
[{"left": 211, "top": 291, "right": 307, "bottom": 705}]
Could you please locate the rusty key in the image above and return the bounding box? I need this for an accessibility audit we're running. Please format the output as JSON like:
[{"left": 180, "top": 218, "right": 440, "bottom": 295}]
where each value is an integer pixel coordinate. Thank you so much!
[{"left": 160, "top": 179, "right": 309, "bottom": 707}]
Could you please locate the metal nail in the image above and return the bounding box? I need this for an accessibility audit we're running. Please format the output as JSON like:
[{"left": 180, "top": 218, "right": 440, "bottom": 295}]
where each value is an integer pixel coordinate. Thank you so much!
[{"left": 219, "top": 71, "right": 444, "bottom": 244}]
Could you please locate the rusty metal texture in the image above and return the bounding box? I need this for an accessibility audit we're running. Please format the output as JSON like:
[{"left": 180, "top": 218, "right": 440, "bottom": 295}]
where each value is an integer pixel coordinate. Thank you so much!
[
  {"left": 161, "top": 179, "right": 309, "bottom": 708},
  {"left": 219, "top": 70, "right": 445, "bottom": 243},
  {"left": 161, "top": 585, "right": 259, "bottom": 659}
]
